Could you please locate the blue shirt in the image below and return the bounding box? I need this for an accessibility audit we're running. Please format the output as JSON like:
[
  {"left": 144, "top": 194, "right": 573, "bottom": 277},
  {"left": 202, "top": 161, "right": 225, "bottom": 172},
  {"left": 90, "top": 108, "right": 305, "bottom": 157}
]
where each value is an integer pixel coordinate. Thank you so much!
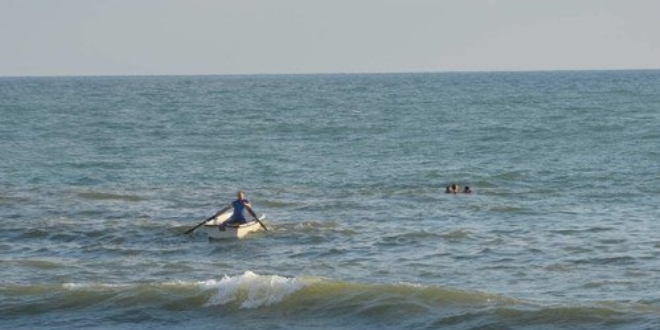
[{"left": 230, "top": 199, "right": 249, "bottom": 222}]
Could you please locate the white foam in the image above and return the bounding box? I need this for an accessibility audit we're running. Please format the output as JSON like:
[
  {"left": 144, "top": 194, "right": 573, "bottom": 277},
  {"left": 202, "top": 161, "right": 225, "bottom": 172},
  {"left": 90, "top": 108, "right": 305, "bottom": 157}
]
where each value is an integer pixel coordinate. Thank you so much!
[
  {"left": 62, "top": 282, "right": 130, "bottom": 290},
  {"left": 202, "top": 271, "right": 305, "bottom": 308}
]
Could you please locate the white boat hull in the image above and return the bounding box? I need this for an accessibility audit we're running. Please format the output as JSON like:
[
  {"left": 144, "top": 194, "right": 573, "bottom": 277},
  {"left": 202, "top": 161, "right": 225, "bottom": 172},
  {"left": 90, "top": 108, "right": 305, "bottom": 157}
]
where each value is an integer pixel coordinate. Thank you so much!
[{"left": 200, "top": 209, "right": 265, "bottom": 239}]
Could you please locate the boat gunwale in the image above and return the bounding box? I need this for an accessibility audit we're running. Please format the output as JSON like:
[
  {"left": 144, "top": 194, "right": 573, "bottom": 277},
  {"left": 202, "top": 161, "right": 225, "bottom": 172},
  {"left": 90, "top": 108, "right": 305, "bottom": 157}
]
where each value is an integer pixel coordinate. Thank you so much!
[{"left": 202, "top": 220, "right": 262, "bottom": 229}]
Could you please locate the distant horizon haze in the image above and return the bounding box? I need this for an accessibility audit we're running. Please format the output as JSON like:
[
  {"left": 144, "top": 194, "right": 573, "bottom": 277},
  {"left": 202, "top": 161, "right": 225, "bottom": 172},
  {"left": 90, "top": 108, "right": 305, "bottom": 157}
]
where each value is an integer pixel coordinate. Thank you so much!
[{"left": 2, "top": 0, "right": 660, "bottom": 77}]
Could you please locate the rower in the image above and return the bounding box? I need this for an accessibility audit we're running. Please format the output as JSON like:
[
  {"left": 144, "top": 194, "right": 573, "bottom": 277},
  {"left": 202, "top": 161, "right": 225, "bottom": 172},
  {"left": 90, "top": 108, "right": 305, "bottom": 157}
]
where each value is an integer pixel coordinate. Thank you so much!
[{"left": 220, "top": 191, "right": 252, "bottom": 230}]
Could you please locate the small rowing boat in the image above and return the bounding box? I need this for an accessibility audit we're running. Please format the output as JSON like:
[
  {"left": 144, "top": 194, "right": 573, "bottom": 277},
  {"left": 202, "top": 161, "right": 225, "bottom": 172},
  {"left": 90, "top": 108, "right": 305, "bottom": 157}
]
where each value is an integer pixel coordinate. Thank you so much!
[{"left": 199, "top": 208, "right": 266, "bottom": 239}]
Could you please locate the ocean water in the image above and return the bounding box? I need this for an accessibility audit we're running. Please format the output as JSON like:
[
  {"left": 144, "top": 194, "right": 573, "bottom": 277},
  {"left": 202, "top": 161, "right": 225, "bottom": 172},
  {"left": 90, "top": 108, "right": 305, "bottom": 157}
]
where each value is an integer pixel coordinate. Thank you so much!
[{"left": 1, "top": 71, "right": 659, "bottom": 329}]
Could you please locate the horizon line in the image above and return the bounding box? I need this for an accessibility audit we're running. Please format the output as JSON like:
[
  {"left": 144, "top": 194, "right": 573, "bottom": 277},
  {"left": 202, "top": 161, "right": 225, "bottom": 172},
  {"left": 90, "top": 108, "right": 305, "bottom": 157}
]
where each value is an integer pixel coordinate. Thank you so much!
[{"left": 1, "top": 67, "right": 659, "bottom": 79}]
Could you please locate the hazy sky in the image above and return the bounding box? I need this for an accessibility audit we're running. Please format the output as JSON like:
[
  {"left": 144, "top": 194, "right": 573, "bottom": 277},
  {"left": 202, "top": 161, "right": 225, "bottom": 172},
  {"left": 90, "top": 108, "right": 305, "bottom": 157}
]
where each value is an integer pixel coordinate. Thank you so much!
[{"left": 2, "top": 0, "right": 660, "bottom": 76}]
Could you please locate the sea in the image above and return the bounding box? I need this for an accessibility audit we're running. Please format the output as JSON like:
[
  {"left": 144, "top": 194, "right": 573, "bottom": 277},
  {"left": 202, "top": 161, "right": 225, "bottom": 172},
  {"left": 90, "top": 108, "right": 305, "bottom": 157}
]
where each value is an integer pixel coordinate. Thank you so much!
[{"left": 1, "top": 70, "right": 659, "bottom": 329}]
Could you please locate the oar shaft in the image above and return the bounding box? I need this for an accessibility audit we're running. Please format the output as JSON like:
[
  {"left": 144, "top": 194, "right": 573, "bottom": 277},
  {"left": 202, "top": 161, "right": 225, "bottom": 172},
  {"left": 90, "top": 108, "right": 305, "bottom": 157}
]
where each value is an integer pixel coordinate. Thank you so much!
[
  {"left": 184, "top": 205, "right": 231, "bottom": 235},
  {"left": 246, "top": 207, "right": 268, "bottom": 231}
]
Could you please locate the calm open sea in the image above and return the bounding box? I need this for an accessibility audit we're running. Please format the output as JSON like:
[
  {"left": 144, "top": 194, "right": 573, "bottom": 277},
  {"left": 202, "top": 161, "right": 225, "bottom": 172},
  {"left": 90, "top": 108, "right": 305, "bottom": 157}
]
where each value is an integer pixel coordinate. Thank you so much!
[{"left": 1, "top": 71, "right": 659, "bottom": 329}]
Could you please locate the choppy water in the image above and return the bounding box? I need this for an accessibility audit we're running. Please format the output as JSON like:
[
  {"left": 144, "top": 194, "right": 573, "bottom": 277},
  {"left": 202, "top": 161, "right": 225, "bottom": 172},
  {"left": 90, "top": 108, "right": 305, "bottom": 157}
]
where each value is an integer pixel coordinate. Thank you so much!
[{"left": 1, "top": 71, "right": 659, "bottom": 329}]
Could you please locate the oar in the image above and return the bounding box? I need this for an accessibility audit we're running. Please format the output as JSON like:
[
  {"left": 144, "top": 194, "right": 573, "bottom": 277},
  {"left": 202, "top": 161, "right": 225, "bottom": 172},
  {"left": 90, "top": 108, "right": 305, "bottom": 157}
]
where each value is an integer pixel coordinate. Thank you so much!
[
  {"left": 184, "top": 205, "right": 231, "bottom": 235},
  {"left": 246, "top": 206, "right": 268, "bottom": 231}
]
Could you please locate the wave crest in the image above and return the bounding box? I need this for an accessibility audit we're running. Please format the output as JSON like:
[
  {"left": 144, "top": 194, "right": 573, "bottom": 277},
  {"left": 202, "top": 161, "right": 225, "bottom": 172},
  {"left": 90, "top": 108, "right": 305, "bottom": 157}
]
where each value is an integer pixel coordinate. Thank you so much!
[{"left": 202, "top": 271, "right": 305, "bottom": 308}]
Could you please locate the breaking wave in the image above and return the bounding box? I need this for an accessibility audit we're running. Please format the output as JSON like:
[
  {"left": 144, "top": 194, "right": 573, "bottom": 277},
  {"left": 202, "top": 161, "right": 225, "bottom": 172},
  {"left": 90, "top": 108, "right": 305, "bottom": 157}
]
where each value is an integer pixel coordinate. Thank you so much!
[{"left": 4, "top": 271, "right": 658, "bottom": 329}]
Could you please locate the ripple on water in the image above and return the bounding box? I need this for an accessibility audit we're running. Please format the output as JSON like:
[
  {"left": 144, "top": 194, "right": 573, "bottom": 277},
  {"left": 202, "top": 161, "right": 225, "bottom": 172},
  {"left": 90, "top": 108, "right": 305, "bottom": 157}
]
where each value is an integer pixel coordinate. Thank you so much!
[
  {"left": 11, "top": 259, "right": 66, "bottom": 270},
  {"left": 568, "top": 255, "right": 638, "bottom": 266},
  {"left": 76, "top": 191, "right": 147, "bottom": 202},
  {"left": 544, "top": 262, "right": 577, "bottom": 272},
  {"left": 552, "top": 227, "right": 616, "bottom": 235},
  {"left": 438, "top": 229, "right": 475, "bottom": 241}
]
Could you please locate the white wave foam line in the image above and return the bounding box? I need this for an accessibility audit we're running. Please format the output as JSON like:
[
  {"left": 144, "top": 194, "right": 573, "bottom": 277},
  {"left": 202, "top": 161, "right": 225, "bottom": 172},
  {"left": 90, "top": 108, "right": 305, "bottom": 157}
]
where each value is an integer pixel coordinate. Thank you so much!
[
  {"left": 62, "top": 282, "right": 131, "bottom": 291},
  {"left": 201, "top": 271, "right": 305, "bottom": 309}
]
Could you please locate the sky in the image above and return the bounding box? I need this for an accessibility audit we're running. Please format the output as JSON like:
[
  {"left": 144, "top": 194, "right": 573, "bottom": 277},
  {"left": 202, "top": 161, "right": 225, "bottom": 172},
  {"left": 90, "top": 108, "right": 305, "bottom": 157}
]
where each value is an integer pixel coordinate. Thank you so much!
[{"left": 2, "top": 0, "right": 660, "bottom": 76}]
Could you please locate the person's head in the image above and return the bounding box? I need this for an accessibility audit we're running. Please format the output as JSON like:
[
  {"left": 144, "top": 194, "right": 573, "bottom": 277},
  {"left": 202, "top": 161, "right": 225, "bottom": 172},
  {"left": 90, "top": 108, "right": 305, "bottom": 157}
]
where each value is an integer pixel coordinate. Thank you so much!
[
  {"left": 237, "top": 191, "right": 246, "bottom": 199},
  {"left": 451, "top": 184, "right": 458, "bottom": 192},
  {"left": 463, "top": 186, "right": 471, "bottom": 193}
]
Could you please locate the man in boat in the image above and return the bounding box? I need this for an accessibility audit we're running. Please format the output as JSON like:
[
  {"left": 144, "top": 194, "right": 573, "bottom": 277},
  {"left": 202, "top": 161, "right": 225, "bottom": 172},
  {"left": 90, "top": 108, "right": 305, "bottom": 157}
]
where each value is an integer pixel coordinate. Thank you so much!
[{"left": 219, "top": 191, "right": 253, "bottom": 229}]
